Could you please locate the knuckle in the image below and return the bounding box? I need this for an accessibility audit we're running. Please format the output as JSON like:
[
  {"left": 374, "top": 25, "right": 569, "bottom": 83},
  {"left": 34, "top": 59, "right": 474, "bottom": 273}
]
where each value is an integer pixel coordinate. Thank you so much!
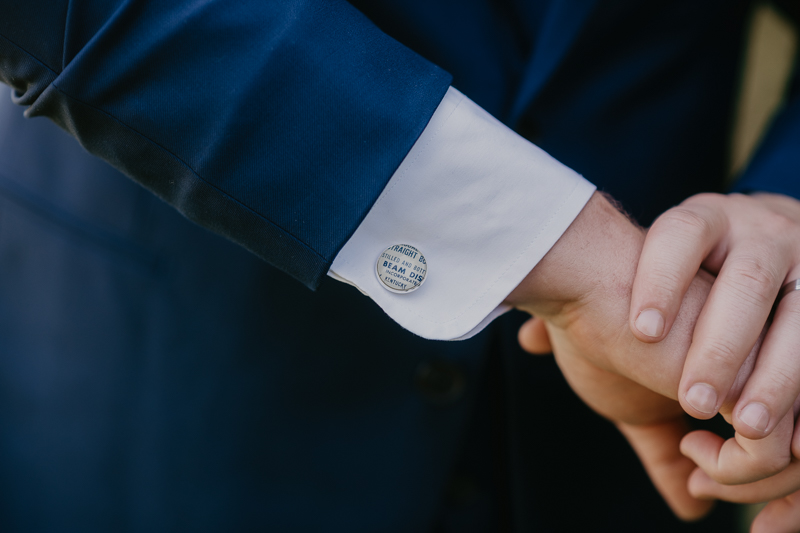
[
  {"left": 755, "top": 212, "right": 800, "bottom": 252},
  {"left": 700, "top": 337, "right": 742, "bottom": 367},
  {"left": 766, "top": 212, "right": 797, "bottom": 234},
  {"left": 653, "top": 207, "right": 714, "bottom": 240},
  {"left": 776, "top": 222, "right": 800, "bottom": 266},
  {"left": 768, "top": 365, "right": 800, "bottom": 393},
  {"left": 724, "top": 255, "right": 781, "bottom": 307},
  {"left": 641, "top": 266, "right": 684, "bottom": 296}
]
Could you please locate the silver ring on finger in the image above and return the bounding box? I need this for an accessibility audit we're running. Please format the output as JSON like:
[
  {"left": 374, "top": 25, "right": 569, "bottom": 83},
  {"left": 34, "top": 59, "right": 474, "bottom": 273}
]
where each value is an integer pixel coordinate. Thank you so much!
[
  {"left": 772, "top": 279, "right": 800, "bottom": 320},
  {"left": 778, "top": 279, "right": 800, "bottom": 303}
]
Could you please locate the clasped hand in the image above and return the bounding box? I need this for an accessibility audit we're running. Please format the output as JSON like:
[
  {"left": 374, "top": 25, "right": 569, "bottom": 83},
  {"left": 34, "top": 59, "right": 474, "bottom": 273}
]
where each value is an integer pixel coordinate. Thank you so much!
[{"left": 507, "top": 191, "right": 800, "bottom": 531}]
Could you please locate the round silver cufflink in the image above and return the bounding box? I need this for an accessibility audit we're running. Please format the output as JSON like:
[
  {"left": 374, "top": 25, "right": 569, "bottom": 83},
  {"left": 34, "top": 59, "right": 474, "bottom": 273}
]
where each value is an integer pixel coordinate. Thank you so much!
[{"left": 376, "top": 244, "right": 427, "bottom": 293}]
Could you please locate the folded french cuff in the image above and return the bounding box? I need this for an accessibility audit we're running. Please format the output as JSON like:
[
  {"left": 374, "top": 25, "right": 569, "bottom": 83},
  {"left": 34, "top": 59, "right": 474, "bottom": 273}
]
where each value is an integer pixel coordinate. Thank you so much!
[{"left": 329, "top": 87, "right": 595, "bottom": 340}]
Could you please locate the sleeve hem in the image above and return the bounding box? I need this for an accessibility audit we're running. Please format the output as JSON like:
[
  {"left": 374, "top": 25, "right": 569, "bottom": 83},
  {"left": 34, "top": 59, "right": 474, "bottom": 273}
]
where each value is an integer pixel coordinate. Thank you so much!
[{"left": 330, "top": 87, "right": 596, "bottom": 340}]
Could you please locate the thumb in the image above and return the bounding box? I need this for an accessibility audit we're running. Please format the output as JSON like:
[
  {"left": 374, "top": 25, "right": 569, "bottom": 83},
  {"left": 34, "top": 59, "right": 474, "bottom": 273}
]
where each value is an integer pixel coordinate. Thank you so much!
[
  {"left": 616, "top": 419, "right": 715, "bottom": 521},
  {"left": 518, "top": 316, "right": 553, "bottom": 354}
]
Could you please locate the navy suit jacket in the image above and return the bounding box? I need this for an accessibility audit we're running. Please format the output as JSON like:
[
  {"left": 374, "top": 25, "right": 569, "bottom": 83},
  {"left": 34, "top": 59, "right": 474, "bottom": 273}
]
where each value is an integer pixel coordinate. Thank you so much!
[{"left": 0, "top": 0, "right": 794, "bottom": 531}]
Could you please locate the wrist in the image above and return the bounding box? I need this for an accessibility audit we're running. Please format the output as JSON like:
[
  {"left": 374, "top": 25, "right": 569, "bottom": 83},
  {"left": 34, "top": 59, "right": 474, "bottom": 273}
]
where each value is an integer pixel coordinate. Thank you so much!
[{"left": 505, "top": 192, "right": 644, "bottom": 321}]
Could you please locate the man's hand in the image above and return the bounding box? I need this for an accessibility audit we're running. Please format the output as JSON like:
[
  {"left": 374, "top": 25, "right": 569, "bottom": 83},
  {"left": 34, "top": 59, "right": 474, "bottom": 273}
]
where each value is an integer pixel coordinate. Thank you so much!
[
  {"left": 508, "top": 192, "right": 800, "bottom": 522},
  {"left": 518, "top": 315, "right": 713, "bottom": 520},
  {"left": 629, "top": 192, "right": 800, "bottom": 440},
  {"left": 506, "top": 192, "right": 709, "bottom": 398},
  {"left": 520, "top": 312, "right": 800, "bottom": 530},
  {"left": 507, "top": 192, "right": 717, "bottom": 519}
]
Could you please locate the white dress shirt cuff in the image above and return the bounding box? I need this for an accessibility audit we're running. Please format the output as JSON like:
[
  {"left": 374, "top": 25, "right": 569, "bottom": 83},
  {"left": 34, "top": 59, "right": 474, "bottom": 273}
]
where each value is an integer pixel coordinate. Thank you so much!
[{"left": 328, "top": 87, "right": 596, "bottom": 340}]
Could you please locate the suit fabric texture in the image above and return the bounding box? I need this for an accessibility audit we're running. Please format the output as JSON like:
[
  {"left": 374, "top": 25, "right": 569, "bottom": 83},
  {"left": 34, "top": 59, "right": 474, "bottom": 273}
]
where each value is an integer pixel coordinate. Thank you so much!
[{"left": 0, "top": 0, "right": 795, "bottom": 530}]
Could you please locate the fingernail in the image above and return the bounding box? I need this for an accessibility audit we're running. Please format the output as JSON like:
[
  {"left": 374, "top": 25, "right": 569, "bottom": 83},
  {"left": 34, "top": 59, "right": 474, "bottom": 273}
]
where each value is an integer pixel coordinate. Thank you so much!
[
  {"left": 635, "top": 308, "right": 665, "bottom": 338},
  {"left": 740, "top": 403, "right": 770, "bottom": 432},
  {"left": 685, "top": 383, "right": 718, "bottom": 415}
]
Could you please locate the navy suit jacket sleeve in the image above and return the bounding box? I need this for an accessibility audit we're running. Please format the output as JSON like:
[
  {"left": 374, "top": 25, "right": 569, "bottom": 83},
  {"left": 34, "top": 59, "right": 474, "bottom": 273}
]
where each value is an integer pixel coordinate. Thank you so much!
[{"left": 0, "top": 0, "right": 452, "bottom": 289}]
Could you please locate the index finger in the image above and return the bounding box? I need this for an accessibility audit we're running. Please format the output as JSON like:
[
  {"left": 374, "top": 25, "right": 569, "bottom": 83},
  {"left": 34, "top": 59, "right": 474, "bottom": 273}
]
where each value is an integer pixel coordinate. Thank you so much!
[{"left": 630, "top": 198, "right": 726, "bottom": 343}]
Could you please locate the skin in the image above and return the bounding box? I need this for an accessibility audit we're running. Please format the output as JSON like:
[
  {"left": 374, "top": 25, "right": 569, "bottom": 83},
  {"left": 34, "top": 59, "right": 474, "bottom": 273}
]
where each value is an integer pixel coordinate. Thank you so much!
[
  {"left": 520, "top": 315, "right": 800, "bottom": 529},
  {"left": 518, "top": 317, "right": 712, "bottom": 520},
  {"left": 630, "top": 193, "right": 800, "bottom": 441},
  {"left": 506, "top": 192, "right": 800, "bottom": 525},
  {"left": 627, "top": 191, "right": 800, "bottom": 530}
]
